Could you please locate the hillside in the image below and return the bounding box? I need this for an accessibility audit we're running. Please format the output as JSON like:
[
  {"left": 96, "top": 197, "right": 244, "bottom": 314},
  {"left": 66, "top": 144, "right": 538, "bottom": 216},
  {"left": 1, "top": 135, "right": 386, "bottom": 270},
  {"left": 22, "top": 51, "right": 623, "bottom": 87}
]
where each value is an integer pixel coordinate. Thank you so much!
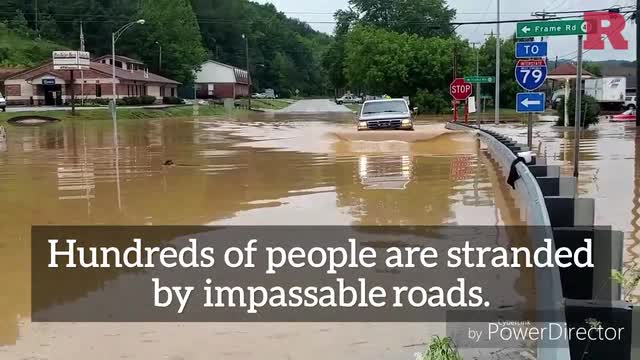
[
  {"left": 0, "top": 22, "right": 65, "bottom": 67},
  {"left": 0, "top": 0, "right": 333, "bottom": 96}
]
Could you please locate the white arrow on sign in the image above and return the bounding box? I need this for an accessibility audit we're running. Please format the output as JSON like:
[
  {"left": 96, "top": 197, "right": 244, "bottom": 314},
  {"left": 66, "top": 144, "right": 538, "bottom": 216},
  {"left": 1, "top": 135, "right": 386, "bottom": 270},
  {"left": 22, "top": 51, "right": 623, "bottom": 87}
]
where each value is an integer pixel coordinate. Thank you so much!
[
  {"left": 521, "top": 26, "right": 531, "bottom": 34},
  {"left": 521, "top": 98, "right": 541, "bottom": 107}
]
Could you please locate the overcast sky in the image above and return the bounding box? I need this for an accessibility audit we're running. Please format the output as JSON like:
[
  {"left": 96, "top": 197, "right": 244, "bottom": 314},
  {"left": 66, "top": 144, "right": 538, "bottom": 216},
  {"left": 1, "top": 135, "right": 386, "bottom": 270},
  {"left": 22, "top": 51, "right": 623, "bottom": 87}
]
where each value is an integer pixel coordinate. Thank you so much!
[{"left": 255, "top": 0, "right": 637, "bottom": 61}]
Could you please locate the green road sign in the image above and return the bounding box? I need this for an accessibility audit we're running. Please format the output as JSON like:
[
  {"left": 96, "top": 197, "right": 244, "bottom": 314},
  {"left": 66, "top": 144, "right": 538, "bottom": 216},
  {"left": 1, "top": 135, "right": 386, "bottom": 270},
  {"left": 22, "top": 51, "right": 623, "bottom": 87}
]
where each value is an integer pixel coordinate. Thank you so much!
[
  {"left": 516, "top": 20, "right": 591, "bottom": 38},
  {"left": 464, "top": 75, "right": 495, "bottom": 84}
]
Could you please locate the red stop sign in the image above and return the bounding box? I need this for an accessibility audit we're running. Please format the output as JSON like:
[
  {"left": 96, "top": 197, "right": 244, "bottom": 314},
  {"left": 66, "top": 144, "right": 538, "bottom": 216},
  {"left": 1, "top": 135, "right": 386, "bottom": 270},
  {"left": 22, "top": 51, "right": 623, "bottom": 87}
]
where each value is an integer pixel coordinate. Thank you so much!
[{"left": 449, "top": 78, "right": 472, "bottom": 100}]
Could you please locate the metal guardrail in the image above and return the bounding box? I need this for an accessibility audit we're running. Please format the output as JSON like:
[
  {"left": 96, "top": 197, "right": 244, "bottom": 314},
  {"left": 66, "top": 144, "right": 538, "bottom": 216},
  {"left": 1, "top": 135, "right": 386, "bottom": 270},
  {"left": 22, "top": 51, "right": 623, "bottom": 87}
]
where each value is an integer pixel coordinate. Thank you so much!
[{"left": 446, "top": 122, "right": 571, "bottom": 360}]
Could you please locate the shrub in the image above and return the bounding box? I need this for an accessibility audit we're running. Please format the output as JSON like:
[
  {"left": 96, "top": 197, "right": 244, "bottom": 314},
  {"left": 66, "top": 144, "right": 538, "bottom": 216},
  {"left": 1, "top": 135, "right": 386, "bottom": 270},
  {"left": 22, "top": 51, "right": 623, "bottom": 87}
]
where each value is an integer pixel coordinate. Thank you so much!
[
  {"left": 121, "top": 96, "right": 141, "bottom": 106},
  {"left": 413, "top": 89, "right": 450, "bottom": 114},
  {"left": 417, "top": 336, "right": 463, "bottom": 360},
  {"left": 67, "top": 99, "right": 111, "bottom": 106},
  {"left": 139, "top": 95, "right": 156, "bottom": 105},
  {"left": 163, "top": 96, "right": 185, "bottom": 104},
  {"left": 556, "top": 93, "right": 600, "bottom": 128}
]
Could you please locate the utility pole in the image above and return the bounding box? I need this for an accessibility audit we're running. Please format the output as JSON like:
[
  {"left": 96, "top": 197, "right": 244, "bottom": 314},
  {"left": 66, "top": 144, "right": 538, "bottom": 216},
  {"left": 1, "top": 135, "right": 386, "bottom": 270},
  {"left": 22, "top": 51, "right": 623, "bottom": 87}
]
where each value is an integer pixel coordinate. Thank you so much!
[
  {"left": 242, "top": 34, "right": 251, "bottom": 110},
  {"left": 452, "top": 45, "right": 458, "bottom": 121},
  {"left": 35, "top": 0, "right": 39, "bottom": 38},
  {"left": 495, "top": 0, "right": 500, "bottom": 125},
  {"left": 574, "top": 35, "right": 584, "bottom": 178},
  {"left": 636, "top": 2, "right": 639, "bottom": 127},
  {"left": 471, "top": 42, "right": 481, "bottom": 126},
  {"left": 80, "top": 21, "right": 85, "bottom": 107},
  {"left": 155, "top": 41, "right": 162, "bottom": 72}
]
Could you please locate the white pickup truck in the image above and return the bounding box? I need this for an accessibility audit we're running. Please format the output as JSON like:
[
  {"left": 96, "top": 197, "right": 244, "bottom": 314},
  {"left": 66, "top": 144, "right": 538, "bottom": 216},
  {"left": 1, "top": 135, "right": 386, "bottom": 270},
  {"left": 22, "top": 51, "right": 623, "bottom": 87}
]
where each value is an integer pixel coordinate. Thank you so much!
[{"left": 357, "top": 99, "right": 414, "bottom": 131}]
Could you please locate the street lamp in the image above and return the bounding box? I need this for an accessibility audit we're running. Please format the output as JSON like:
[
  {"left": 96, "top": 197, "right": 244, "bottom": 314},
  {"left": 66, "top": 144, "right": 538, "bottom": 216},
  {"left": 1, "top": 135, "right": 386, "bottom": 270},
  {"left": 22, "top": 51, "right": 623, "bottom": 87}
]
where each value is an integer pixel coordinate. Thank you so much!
[
  {"left": 155, "top": 41, "right": 162, "bottom": 72},
  {"left": 111, "top": 19, "right": 145, "bottom": 124},
  {"left": 242, "top": 33, "right": 251, "bottom": 109},
  {"left": 111, "top": 19, "right": 143, "bottom": 211}
]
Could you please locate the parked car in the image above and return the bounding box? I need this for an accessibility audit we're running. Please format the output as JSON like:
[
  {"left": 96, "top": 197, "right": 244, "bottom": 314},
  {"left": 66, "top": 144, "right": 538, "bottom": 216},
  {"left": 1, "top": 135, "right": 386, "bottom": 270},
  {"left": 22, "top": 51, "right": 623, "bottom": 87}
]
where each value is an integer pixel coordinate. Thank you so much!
[
  {"left": 609, "top": 109, "right": 636, "bottom": 122},
  {"left": 624, "top": 95, "right": 636, "bottom": 110},
  {"left": 252, "top": 93, "right": 266, "bottom": 99},
  {"left": 0, "top": 92, "right": 5, "bottom": 112},
  {"left": 357, "top": 99, "right": 414, "bottom": 131},
  {"left": 336, "top": 94, "right": 363, "bottom": 105},
  {"left": 264, "top": 89, "right": 276, "bottom": 99}
]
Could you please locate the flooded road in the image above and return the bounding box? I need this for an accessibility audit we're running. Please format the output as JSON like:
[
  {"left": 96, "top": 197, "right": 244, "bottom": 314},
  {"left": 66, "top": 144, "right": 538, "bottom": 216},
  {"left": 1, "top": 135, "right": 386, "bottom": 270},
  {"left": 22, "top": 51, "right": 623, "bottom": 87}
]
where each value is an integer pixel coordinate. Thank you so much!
[
  {"left": 278, "top": 99, "right": 352, "bottom": 113},
  {"left": 0, "top": 113, "right": 526, "bottom": 359},
  {"left": 485, "top": 121, "right": 640, "bottom": 297}
]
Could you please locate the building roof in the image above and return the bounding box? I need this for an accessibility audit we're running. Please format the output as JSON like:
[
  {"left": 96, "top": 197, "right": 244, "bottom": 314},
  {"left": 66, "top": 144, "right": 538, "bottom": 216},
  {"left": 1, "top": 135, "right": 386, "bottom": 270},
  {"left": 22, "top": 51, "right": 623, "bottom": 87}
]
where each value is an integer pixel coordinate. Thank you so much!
[
  {"left": 93, "top": 55, "right": 145, "bottom": 65},
  {"left": 0, "top": 67, "right": 26, "bottom": 81},
  {"left": 7, "top": 61, "right": 179, "bottom": 85},
  {"left": 195, "top": 60, "right": 250, "bottom": 85},
  {"left": 91, "top": 62, "right": 180, "bottom": 84},
  {"left": 548, "top": 63, "right": 594, "bottom": 79}
]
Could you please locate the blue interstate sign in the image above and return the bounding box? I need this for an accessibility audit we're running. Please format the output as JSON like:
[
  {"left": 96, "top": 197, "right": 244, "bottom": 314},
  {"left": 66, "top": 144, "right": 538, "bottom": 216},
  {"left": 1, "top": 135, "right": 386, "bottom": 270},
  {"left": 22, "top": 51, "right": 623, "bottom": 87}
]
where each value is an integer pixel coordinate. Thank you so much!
[
  {"left": 515, "top": 41, "right": 548, "bottom": 58},
  {"left": 515, "top": 59, "right": 547, "bottom": 91},
  {"left": 516, "top": 92, "right": 545, "bottom": 113}
]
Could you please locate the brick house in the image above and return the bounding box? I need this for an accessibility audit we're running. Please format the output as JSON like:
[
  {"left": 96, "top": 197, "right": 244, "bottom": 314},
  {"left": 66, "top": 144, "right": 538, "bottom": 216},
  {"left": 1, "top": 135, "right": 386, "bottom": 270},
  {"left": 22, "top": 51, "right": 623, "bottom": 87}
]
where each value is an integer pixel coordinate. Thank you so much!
[
  {"left": 4, "top": 55, "right": 179, "bottom": 106},
  {"left": 194, "top": 60, "right": 251, "bottom": 99}
]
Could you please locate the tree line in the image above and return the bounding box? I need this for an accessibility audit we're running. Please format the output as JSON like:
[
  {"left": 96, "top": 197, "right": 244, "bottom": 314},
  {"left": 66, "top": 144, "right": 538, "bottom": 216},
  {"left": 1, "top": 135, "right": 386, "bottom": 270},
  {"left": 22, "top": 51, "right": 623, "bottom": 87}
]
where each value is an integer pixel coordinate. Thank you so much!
[
  {"left": 1, "top": 0, "right": 603, "bottom": 107},
  {"left": 0, "top": 0, "right": 332, "bottom": 97},
  {"left": 321, "top": 0, "right": 526, "bottom": 112}
]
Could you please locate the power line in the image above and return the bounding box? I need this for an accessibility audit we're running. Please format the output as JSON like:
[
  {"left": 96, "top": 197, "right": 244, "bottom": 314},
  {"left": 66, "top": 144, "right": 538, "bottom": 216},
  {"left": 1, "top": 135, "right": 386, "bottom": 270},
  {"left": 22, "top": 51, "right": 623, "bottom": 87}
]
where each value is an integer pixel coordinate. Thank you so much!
[
  {"left": 2, "top": 7, "right": 635, "bottom": 26},
  {"left": 2, "top": 10, "right": 635, "bottom": 26}
]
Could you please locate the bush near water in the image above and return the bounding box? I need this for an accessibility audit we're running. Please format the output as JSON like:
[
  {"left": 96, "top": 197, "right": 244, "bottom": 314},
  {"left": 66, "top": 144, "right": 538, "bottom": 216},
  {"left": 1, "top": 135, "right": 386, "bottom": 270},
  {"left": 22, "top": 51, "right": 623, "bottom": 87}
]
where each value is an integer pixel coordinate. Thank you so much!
[{"left": 556, "top": 94, "right": 600, "bottom": 128}]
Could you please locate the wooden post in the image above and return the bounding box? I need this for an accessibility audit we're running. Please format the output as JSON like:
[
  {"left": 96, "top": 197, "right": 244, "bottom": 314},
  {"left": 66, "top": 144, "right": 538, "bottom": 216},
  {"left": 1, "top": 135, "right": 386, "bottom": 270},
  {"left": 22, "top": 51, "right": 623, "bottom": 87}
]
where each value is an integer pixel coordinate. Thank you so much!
[
  {"left": 464, "top": 100, "right": 469, "bottom": 123},
  {"left": 453, "top": 100, "right": 458, "bottom": 122}
]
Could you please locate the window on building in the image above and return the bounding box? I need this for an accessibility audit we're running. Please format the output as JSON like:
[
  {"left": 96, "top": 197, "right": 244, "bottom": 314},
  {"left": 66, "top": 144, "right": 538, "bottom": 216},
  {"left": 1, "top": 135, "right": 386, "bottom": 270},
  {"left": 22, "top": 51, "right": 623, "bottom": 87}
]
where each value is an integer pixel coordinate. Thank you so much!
[
  {"left": 96, "top": 84, "right": 102, "bottom": 98},
  {"left": 171, "top": 87, "right": 175, "bottom": 97}
]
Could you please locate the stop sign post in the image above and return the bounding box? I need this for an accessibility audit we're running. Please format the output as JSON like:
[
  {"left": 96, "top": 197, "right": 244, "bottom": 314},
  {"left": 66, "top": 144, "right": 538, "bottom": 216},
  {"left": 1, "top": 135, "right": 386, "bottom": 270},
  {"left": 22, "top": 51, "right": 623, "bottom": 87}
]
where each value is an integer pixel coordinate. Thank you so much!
[{"left": 450, "top": 78, "right": 473, "bottom": 122}]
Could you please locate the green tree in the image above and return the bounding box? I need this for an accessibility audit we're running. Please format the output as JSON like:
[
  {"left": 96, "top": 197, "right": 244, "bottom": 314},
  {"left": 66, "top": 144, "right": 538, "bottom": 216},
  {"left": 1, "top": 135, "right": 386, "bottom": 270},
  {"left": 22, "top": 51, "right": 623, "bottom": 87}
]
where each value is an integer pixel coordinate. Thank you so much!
[
  {"left": 557, "top": 93, "right": 600, "bottom": 128},
  {"left": 118, "top": 0, "right": 206, "bottom": 83},
  {"left": 478, "top": 36, "right": 518, "bottom": 108},
  {"left": 348, "top": 0, "right": 456, "bottom": 37},
  {"left": 322, "top": 9, "right": 358, "bottom": 91},
  {"left": 343, "top": 25, "right": 468, "bottom": 101},
  {"left": 9, "top": 10, "right": 31, "bottom": 37},
  {"left": 38, "top": 13, "right": 61, "bottom": 41},
  {"left": 192, "top": 0, "right": 331, "bottom": 95},
  {"left": 583, "top": 62, "right": 603, "bottom": 77}
]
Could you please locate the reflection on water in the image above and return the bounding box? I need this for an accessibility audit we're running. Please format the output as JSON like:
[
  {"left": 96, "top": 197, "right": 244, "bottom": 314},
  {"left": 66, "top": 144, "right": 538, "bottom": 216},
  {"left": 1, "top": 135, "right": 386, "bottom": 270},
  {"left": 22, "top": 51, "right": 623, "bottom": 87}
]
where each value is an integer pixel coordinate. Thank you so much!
[
  {"left": 358, "top": 154, "right": 412, "bottom": 190},
  {"left": 0, "top": 115, "right": 524, "bottom": 357}
]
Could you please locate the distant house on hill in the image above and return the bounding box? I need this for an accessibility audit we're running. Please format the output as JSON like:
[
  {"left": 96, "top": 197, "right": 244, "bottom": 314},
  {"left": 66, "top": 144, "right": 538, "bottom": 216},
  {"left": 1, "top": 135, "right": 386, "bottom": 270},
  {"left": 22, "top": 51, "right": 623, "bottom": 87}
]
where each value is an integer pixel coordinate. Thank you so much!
[
  {"left": 4, "top": 55, "right": 179, "bottom": 106},
  {"left": 194, "top": 60, "right": 251, "bottom": 99}
]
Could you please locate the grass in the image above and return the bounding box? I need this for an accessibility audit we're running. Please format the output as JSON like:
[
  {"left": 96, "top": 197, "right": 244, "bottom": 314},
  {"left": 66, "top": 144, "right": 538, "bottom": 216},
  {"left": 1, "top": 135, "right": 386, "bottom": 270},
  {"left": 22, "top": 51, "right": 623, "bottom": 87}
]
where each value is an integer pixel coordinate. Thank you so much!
[
  {"left": 0, "top": 23, "right": 65, "bottom": 67},
  {"left": 233, "top": 98, "right": 293, "bottom": 110},
  {"left": 0, "top": 104, "right": 247, "bottom": 122},
  {"left": 250, "top": 99, "right": 291, "bottom": 110}
]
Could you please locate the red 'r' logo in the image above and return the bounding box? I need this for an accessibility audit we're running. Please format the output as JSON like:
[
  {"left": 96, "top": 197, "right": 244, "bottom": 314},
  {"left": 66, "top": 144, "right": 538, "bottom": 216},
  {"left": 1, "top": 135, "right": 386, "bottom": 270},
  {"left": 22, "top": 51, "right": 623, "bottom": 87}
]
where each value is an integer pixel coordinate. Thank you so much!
[{"left": 583, "top": 12, "right": 629, "bottom": 50}]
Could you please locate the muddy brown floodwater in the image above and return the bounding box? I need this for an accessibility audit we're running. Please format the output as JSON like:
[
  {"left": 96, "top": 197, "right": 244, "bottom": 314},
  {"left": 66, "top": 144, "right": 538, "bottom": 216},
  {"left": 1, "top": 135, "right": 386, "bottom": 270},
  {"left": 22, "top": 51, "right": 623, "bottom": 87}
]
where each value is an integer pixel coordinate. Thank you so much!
[
  {"left": 486, "top": 120, "right": 640, "bottom": 301},
  {"left": 0, "top": 113, "right": 530, "bottom": 359}
]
